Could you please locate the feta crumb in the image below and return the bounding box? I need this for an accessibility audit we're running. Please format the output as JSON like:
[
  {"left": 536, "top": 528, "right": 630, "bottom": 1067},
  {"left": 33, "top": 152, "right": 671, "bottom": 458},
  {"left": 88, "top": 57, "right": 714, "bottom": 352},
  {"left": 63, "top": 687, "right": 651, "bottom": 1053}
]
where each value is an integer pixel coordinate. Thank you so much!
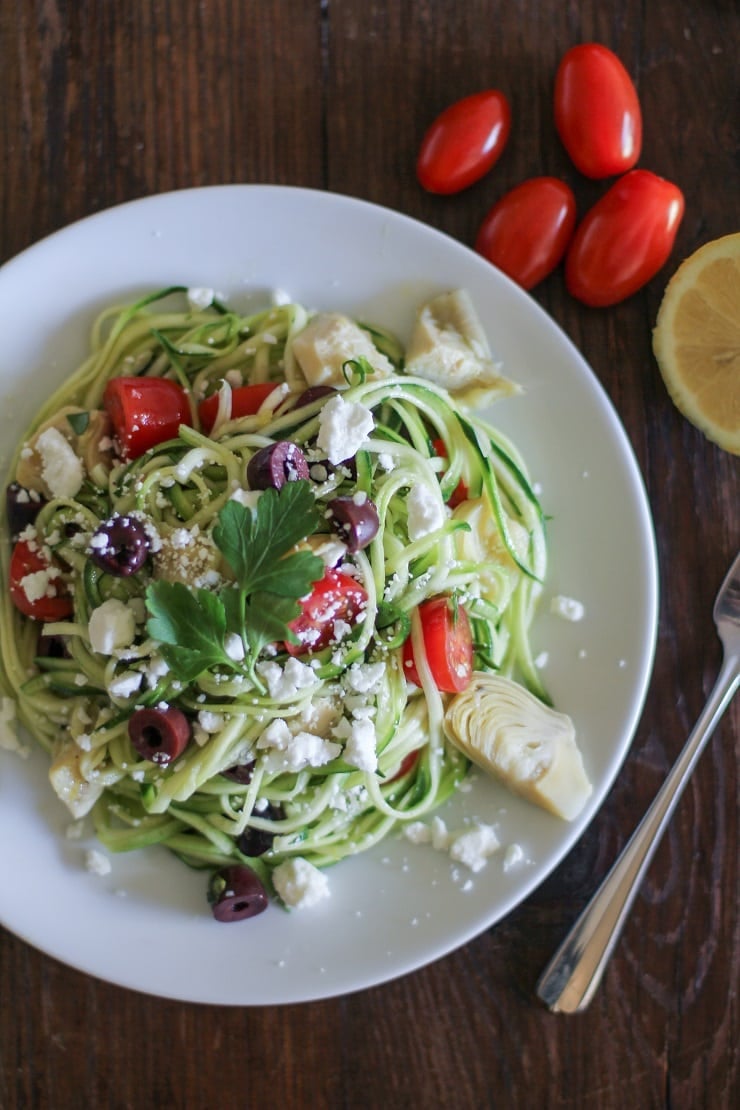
[
  {"left": 187, "top": 286, "right": 214, "bottom": 310},
  {"left": 271, "top": 288, "right": 292, "bottom": 306},
  {"left": 272, "top": 857, "right": 330, "bottom": 908},
  {"left": 107, "top": 671, "right": 144, "bottom": 699},
  {"left": 256, "top": 657, "right": 317, "bottom": 700},
  {"left": 224, "top": 633, "right": 245, "bottom": 662},
  {"left": 65, "top": 820, "right": 85, "bottom": 840},
  {"left": 88, "top": 599, "right": 136, "bottom": 655},
  {"left": 230, "top": 487, "right": 263, "bottom": 509},
  {"left": 448, "top": 824, "right": 500, "bottom": 872},
  {"left": 256, "top": 718, "right": 340, "bottom": 772},
  {"left": 534, "top": 651, "right": 549, "bottom": 669},
  {"left": 503, "top": 843, "right": 525, "bottom": 872},
  {"left": 345, "top": 661, "right": 386, "bottom": 694},
  {"left": 35, "top": 426, "right": 84, "bottom": 498},
  {"left": 340, "top": 716, "right": 378, "bottom": 772},
  {"left": 85, "top": 848, "right": 111, "bottom": 877},
  {"left": 403, "top": 821, "right": 432, "bottom": 845},
  {"left": 197, "top": 710, "right": 226, "bottom": 733},
  {"left": 406, "top": 482, "right": 446, "bottom": 541},
  {"left": 316, "top": 394, "right": 375, "bottom": 464},
  {"left": 550, "top": 595, "right": 586, "bottom": 622}
]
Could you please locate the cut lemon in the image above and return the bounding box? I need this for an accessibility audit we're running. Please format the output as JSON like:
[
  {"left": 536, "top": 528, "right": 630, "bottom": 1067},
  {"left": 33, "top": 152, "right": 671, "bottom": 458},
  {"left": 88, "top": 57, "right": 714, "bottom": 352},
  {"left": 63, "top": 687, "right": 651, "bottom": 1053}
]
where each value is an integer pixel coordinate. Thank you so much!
[{"left": 652, "top": 232, "right": 740, "bottom": 455}]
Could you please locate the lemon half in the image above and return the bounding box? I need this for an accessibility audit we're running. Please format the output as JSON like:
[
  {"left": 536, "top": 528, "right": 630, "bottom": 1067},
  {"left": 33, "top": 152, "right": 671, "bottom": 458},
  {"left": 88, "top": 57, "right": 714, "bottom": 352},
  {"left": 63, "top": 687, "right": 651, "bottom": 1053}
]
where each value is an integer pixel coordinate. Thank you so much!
[{"left": 652, "top": 233, "right": 740, "bottom": 455}]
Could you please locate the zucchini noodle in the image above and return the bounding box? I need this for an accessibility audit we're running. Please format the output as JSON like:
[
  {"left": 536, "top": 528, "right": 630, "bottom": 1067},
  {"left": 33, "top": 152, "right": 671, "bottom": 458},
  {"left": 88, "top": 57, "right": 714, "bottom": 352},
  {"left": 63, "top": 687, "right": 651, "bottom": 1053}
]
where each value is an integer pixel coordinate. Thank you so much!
[{"left": 0, "top": 287, "right": 548, "bottom": 912}]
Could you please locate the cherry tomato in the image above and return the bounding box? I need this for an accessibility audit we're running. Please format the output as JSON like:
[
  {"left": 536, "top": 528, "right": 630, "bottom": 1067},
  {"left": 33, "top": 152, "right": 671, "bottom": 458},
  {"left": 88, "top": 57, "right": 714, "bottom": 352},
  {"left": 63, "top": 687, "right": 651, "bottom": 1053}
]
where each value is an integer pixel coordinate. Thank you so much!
[
  {"left": 416, "top": 90, "right": 511, "bottom": 195},
  {"left": 565, "top": 170, "right": 685, "bottom": 307},
  {"left": 554, "top": 44, "right": 642, "bottom": 179},
  {"left": 402, "top": 596, "right": 473, "bottom": 694},
  {"left": 285, "top": 569, "right": 368, "bottom": 655},
  {"left": 103, "top": 377, "right": 192, "bottom": 459},
  {"left": 9, "top": 539, "right": 73, "bottom": 621},
  {"left": 474, "top": 177, "right": 577, "bottom": 290},
  {"left": 198, "top": 382, "right": 278, "bottom": 434},
  {"left": 388, "top": 749, "right": 421, "bottom": 783},
  {"left": 432, "top": 438, "right": 468, "bottom": 507}
]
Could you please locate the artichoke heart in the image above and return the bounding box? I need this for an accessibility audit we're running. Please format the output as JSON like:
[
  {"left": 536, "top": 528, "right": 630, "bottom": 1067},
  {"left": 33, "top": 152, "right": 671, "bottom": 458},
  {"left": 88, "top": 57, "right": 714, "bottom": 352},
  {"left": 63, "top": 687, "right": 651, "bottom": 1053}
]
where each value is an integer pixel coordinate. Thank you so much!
[{"left": 444, "top": 673, "right": 592, "bottom": 820}]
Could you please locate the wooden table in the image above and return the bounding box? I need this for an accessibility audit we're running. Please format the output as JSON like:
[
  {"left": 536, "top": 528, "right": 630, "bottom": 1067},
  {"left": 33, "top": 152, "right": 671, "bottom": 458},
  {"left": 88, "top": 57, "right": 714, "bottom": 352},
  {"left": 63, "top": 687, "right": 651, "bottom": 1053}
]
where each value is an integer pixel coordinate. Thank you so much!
[{"left": 1, "top": 2, "right": 737, "bottom": 1107}]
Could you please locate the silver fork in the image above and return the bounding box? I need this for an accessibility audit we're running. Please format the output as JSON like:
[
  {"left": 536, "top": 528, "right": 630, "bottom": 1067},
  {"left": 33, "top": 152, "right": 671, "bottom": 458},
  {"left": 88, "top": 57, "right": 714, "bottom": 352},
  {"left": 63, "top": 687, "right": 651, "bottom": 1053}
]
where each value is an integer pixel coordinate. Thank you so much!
[{"left": 537, "top": 550, "right": 740, "bottom": 1013}]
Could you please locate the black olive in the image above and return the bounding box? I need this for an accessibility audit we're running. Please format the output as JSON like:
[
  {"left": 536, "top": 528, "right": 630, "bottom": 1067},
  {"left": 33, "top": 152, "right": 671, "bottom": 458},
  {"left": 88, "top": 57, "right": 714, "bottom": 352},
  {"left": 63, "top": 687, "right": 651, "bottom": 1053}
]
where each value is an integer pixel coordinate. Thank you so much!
[
  {"left": 221, "top": 760, "right": 256, "bottom": 784},
  {"left": 236, "top": 803, "right": 285, "bottom": 857},
  {"left": 89, "top": 516, "right": 150, "bottom": 577},
  {"left": 292, "top": 385, "right": 337, "bottom": 409},
  {"left": 327, "top": 495, "right": 380, "bottom": 552},
  {"left": 6, "top": 483, "right": 45, "bottom": 538},
  {"left": 208, "top": 865, "right": 269, "bottom": 922},
  {"left": 128, "top": 706, "right": 192, "bottom": 765},
  {"left": 36, "top": 633, "right": 70, "bottom": 660},
  {"left": 246, "top": 441, "right": 310, "bottom": 490}
]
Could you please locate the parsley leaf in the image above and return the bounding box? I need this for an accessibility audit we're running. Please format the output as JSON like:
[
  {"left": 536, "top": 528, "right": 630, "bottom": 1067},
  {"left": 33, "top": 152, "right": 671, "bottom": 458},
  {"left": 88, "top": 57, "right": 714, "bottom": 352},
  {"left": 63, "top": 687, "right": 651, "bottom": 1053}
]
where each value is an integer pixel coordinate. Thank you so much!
[
  {"left": 146, "top": 581, "right": 231, "bottom": 682},
  {"left": 213, "top": 482, "right": 323, "bottom": 599}
]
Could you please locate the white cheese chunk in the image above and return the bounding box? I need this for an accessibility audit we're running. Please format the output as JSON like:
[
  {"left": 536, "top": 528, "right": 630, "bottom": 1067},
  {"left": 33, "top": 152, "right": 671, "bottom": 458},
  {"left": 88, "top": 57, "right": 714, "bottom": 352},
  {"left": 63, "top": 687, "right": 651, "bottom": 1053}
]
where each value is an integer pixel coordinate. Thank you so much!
[
  {"left": 35, "top": 426, "right": 84, "bottom": 498},
  {"left": 448, "top": 824, "right": 500, "bottom": 872},
  {"left": 407, "top": 482, "right": 446, "bottom": 541},
  {"left": 550, "top": 595, "right": 586, "bottom": 622},
  {"left": 272, "top": 857, "right": 330, "bottom": 908},
  {"left": 88, "top": 599, "right": 136, "bottom": 655},
  {"left": 292, "top": 313, "right": 393, "bottom": 388},
  {"left": 85, "top": 848, "right": 111, "bottom": 876},
  {"left": 316, "top": 393, "right": 375, "bottom": 464}
]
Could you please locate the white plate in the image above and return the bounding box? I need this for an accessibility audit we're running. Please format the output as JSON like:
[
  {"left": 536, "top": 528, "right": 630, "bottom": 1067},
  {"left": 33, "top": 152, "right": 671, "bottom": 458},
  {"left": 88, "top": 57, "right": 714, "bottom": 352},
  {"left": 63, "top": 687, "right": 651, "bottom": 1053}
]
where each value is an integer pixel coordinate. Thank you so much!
[{"left": 0, "top": 186, "right": 658, "bottom": 1004}]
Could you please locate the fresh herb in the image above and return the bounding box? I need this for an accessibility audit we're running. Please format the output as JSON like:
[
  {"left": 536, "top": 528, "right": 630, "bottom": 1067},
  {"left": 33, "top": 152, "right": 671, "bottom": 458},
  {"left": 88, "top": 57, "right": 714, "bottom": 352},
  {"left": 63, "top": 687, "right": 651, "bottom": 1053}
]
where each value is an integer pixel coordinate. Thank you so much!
[
  {"left": 145, "top": 481, "right": 324, "bottom": 684},
  {"left": 67, "top": 411, "right": 90, "bottom": 435}
]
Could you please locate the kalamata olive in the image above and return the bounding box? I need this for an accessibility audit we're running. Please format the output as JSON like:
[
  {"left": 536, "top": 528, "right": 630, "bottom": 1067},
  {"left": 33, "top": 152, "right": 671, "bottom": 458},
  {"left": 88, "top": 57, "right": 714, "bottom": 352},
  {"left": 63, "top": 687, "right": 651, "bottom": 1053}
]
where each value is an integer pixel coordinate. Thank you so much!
[
  {"left": 292, "top": 385, "right": 337, "bottom": 409},
  {"left": 128, "top": 706, "right": 192, "bottom": 765},
  {"left": 36, "top": 633, "right": 70, "bottom": 660},
  {"left": 236, "top": 803, "right": 285, "bottom": 857},
  {"left": 246, "top": 441, "right": 309, "bottom": 490},
  {"left": 327, "top": 494, "right": 380, "bottom": 552},
  {"left": 208, "top": 864, "right": 269, "bottom": 922},
  {"left": 221, "top": 760, "right": 256, "bottom": 784},
  {"left": 6, "top": 483, "right": 45, "bottom": 538},
  {"left": 89, "top": 515, "right": 150, "bottom": 576}
]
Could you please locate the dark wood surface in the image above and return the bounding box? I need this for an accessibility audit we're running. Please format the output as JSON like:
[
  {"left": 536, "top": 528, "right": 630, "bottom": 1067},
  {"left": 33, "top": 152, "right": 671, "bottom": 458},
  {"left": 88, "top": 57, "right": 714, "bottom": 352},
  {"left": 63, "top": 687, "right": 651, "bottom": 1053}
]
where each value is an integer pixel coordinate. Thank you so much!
[{"left": 1, "top": 2, "right": 738, "bottom": 1108}]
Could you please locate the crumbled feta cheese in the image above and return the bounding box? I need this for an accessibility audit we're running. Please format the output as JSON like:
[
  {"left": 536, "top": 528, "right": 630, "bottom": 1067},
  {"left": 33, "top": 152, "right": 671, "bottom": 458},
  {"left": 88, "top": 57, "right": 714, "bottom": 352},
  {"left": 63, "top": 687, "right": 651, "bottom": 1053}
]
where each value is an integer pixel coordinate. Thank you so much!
[
  {"left": 88, "top": 599, "right": 136, "bottom": 655},
  {"left": 272, "top": 857, "right": 330, "bottom": 908},
  {"left": 336, "top": 716, "right": 378, "bottom": 772},
  {"left": 332, "top": 618, "right": 352, "bottom": 642},
  {"left": 257, "top": 718, "right": 340, "bottom": 772},
  {"left": 85, "top": 848, "right": 111, "bottom": 876},
  {"left": 224, "top": 633, "right": 245, "bottom": 662},
  {"left": 534, "top": 651, "right": 549, "bottom": 669},
  {"left": 0, "top": 697, "right": 30, "bottom": 758},
  {"left": 345, "top": 661, "right": 386, "bottom": 694},
  {"left": 503, "top": 843, "right": 525, "bottom": 872},
  {"left": 35, "top": 426, "right": 84, "bottom": 498},
  {"left": 271, "top": 288, "right": 292, "bottom": 306},
  {"left": 550, "top": 595, "right": 586, "bottom": 622},
  {"left": 107, "top": 671, "right": 143, "bottom": 699},
  {"left": 430, "top": 816, "right": 451, "bottom": 852},
  {"left": 403, "top": 821, "right": 432, "bottom": 845},
  {"left": 230, "top": 487, "right": 263, "bottom": 509},
  {"left": 19, "top": 565, "right": 61, "bottom": 603},
  {"left": 377, "top": 452, "right": 396, "bottom": 472},
  {"left": 316, "top": 394, "right": 375, "bottom": 464},
  {"left": 407, "top": 482, "right": 446, "bottom": 541},
  {"left": 448, "top": 824, "right": 500, "bottom": 872},
  {"left": 187, "top": 286, "right": 214, "bottom": 310},
  {"left": 256, "top": 657, "right": 317, "bottom": 700},
  {"left": 197, "top": 710, "right": 226, "bottom": 733},
  {"left": 311, "top": 537, "right": 348, "bottom": 568}
]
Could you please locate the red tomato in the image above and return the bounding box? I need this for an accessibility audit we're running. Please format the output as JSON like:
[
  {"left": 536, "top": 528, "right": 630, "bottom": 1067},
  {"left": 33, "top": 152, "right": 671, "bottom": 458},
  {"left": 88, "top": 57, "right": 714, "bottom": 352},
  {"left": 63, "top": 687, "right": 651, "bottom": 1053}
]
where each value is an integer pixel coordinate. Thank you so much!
[
  {"left": 285, "top": 569, "right": 368, "bottom": 655},
  {"left": 554, "top": 44, "right": 642, "bottom": 178},
  {"left": 475, "top": 177, "right": 577, "bottom": 290},
  {"left": 388, "top": 749, "right": 421, "bottom": 783},
  {"left": 9, "top": 539, "right": 73, "bottom": 621},
  {"left": 198, "top": 382, "right": 278, "bottom": 434},
  {"left": 565, "top": 170, "right": 685, "bottom": 307},
  {"left": 432, "top": 438, "right": 468, "bottom": 507},
  {"left": 416, "top": 90, "right": 511, "bottom": 195},
  {"left": 103, "top": 377, "right": 192, "bottom": 459},
  {"left": 402, "top": 597, "right": 473, "bottom": 694}
]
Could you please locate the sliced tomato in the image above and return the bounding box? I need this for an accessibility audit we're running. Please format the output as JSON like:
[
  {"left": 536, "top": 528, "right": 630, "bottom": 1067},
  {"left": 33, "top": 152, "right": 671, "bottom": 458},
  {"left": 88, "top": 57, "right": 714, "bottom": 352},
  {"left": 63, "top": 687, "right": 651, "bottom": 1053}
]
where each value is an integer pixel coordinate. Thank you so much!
[
  {"left": 432, "top": 438, "right": 468, "bottom": 508},
  {"left": 388, "top": 749, "right": 421, "bottom": 783},
  {"left": 9, "top": 539, "right": 73, "bottom": 621},
  {"left": 285, "top": 569, "right": 368, "bottom": 655},
  {"left": 416, "top": 90, "right": 511, "bottom": 195},
  {"left": 474, "top": 177, "right": 577, "bottom": 290},
  {"left": 198, "top": 382, "right": 278, "bottom": 434},
  {"left": 103, "top": 377, "right": 192, "bottom": 459},
  {"left": 402, "top": 596, "right": 473, "bottom": 694}
]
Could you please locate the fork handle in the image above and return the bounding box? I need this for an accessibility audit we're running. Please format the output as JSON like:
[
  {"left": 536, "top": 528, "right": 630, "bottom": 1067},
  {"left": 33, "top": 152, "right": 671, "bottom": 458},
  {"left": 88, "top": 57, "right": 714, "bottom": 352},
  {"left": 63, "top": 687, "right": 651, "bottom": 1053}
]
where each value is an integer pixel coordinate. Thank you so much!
[{"left": 536, "top": 650, "right": 740, "bottom": 1013}]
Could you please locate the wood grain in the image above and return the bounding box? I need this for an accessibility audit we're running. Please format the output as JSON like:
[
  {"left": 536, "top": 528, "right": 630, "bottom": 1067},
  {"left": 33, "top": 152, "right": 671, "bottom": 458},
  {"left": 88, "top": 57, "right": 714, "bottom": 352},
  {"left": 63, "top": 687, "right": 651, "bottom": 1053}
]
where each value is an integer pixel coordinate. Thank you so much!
[{"left": 0, "top": 1, "right": 738, "bottom": 1107}]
